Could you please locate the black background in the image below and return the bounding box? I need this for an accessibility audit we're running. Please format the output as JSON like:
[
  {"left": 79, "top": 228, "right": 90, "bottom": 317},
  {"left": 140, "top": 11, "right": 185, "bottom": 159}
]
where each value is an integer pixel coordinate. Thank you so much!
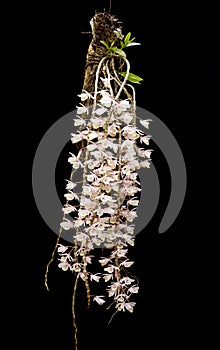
[{"left": 23, "top": 0, "right": 219, "bottom": 349}]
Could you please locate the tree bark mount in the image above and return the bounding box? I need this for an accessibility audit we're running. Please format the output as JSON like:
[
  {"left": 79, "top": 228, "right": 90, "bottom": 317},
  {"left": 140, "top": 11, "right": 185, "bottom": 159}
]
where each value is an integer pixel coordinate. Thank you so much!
[{"left": 82, "top": 12, "right": 124, "bottom": 102}]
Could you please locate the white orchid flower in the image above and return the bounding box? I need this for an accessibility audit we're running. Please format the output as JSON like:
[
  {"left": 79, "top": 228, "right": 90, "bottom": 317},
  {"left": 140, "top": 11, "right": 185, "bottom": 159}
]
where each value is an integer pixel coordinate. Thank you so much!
[
  {"left": 93, "top": 296, "right": 106, "bottom": 305},
  {"left": 62, "top": 204, "right": 77, "bottom": 214},
  {"left": 77, "top": 90, "right": 93, "bottom": 101},
  {"left": 140, "top": 135, "right": 152, "bottom": 145},
  {"left": 73, "top": 117, "right": 86, "bottom": 126},
  {"left": 90, "top": 273, "right": 101, "bottom": 282},
  {"left": 139, "top": 119, "right": 152, "bottom": 129},
  {"left": 60, "top": 219, "right": 74, "bottom": 230},
  {"left": 65, "top": 180, "right": 77, "bottom": 190},
  {"left": 128, "top": 285, "right": 139, "bottom": 294},
  {"left": 76, "top": 103, "right": 89, "bottom": 114}
]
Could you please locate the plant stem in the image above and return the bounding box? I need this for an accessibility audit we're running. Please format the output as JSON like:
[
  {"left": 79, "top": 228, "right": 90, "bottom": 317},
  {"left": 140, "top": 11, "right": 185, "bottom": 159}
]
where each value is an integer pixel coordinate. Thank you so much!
[
  {"left": 115, "top": 57, "right": 130, "bottom": 100},
  {"left": 92, "top": 56, "right": 107, "bottom": 115},
  {"left": 72, "top": 274, "right": 80, "bottom": 350},
  {"left": 45, "top": 227, "right": 62, "bottom": 291},
  {"left": 45, "top": 167, "right": 79, "bottom": 290}
]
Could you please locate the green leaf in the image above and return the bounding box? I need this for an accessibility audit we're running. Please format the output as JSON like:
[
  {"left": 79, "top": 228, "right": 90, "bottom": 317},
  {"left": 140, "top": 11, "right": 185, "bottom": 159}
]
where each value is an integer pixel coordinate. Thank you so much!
[
  {"left": 110, "top": 41, "right": 115, "bottom": 48},
  {"left": 124, "top": 32, "right": 131, "bottom": 45},
  {"left": 129, "top": 37, "right": 136, "bottom": 43},
  {"left": 100, "top": 40, "right": 109, "bottom": 49},
  {"left": 126, "top": 42, "right": 141, "bottom": 47},
  {"left": 120, "top": 40, "right": 125, "bottom": 49},
  {"left": 120, "top": 72, "right": 143, "bottom": 84},
  {"left": 113, "top": 48, "right": 127, "bottom": 57}
]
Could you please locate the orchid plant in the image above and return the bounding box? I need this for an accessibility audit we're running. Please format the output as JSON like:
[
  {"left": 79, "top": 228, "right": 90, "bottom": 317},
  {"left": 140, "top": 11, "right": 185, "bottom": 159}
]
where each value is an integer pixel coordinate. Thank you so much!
[{"left": 45, "top": 22, "right": 153, "bottom": 350}]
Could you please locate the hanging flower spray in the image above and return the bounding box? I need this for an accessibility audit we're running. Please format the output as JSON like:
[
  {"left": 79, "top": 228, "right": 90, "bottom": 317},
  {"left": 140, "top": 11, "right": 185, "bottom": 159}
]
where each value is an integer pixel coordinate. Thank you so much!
[{"left": 45, "top": 11, "right": 153, "bottom": 350}]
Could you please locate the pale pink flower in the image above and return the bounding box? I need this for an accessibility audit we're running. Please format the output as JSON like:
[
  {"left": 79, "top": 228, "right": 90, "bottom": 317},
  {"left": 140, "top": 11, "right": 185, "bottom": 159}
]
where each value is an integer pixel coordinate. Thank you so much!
[
  {"left": 98, "top": 193, "right": 116, "bottom": 204},
  {"left": 122, "top": 185, "right": 141, "bottom": 196},
  {"left": 128, "top": 285, "right": 139, "bottom": 294},
  {"left": 107, "top": 158, "right": 118, "bottom": 168},
  {"left": 78, "top": 209, "right": 90, "bottom": 219},
  {"left": 71, "top": 133, "right": 84, "bottom": 144},
  {"left": 82, "top": 185, "right": 92, "bottom": 196},
  {"left": 117, "top": 302, "right": 136, "bottom": 313},
  {"left": 58, "top": 261, "right": 69, "bottom": 271},
  {"left": 95, "top": 106, "right": 107, "bottom": 116},
  {"left": 119, "top": 112, "right": 133, "bottom": 124},
  {"left": 104, "top": 265, "right": 118, "bottom": 274},
  {"left": 116, "top": 249, "right": 128, "bottom": 258},
  {"left": 126, "top": 185, "right": 141, "bottom": 196},
  {"left": 57, "top": 244, "right": 68, "bottom": 253},
  {"left": 102, "top": 176, "right": 115, "bottom": 185},
  {"left": 126, "top": 238, "right": 135, "bottom": 246},
  {"left": 98, "top": 139, "right": 115, "bottom": 150},
  {"left": 68, "top": 153, "right": 83, "bottom": 169},
  {"left": 76, "top": 104, "right": 88, "bottom": 115},
  {"left": 124, "top": 225, "right": 135, "bottom": 235},
  {"left": 127, "top": 198, "right": 139, "bottom": 206},
  {"left": 86, "top": 173, "right": 97, "bottom": 182},
  {"left": 86, "top": 130, "right": 99, "bottom": 141},
  {"left": 85, "top": 255, "right": 94, "bottom": 264},
  {"left": 121, "top": 165, "right": 132, "bottom": 176},
  {"left": 91, "top": 117, "right": 106, "bottom": 129},
  {"left": 92, "top": 238, "right": 102, "bottom": 246},
  {"left": 93, "top": 296, "right": 106, "bottom": 305},
  {"left": 122, "top": 126, "right": 139, "bottom": 140},
  {"left": 80, "top": 197, "right": 96, "bottom": 210},
  {"left": 108, "top": 123, "right": 119, "bottom": 137},
  {"left": 93, "top": 163, "right": 110, "bottom": 175},
  {"left": 127, "top": 159, "right": 140, "bottom": 170},
  {"left": 126, "top": 210, "right": 138, "bottom": 222},
  {"left": 115, "top": 294, "right": 128, "bottom": 302},
  {"left": 78, "top": 272, "right": 86, "bottom": 281},
  {"left": 121, "top": 139, "right": 135, "bottom": 150},
  {"left": 75, "top": 247, "right": 85, "bottom": 256},
  {"left": 77, "top": 90, "right": 93, "bottom": 101},
  {"left": 60, "top": 219, "right": 74, "bottom": 230},
  {"left": 103, "top": 274, "right": 113, "bottom": 282},
  {"left": 73, "top": 117, "right": 86, "bottom": 126},
  {"left": 120, "top": 260, "right": 134, "bottom": 268},
  {"left": 87, "top": 159, "right": 101, "bottom": 169},
  {"left": 90, "top": 273, "right": 101, "bottom": 282},
  {"left": 139, "top": 119, "right": 152, "bottom": 129},
  {"left": 107, "top": 289, "right": 116, "bottom": 298},
  {"left": 121, "top": 152, "right": 136, "bottom": 163},
  {"left": 65, "top": 180, "right": 77, "bottom": 190},
  {"left": 99, "top": 257, "right": 111, "bottom": 266},
  {"left": 117, "top": 99, "right": 130, "bottom": 113},
  {"left": 99, "top": 91, "right": 113, "bottom": 107},
  {"left": 140, "top": 135, "right": 151, "bottom": 145},
  {"left": 120, "top": 277, "right": 135, "bottom": 285},
  {"left": 88, "top": 186, "right": 101, "bottom": 198},
  {"left": 72, "top": 263, "right": 83, "bottom": 272},
  {"left": 143, "top": 149, "right": 153, "bottom": 159},
  {"left": 93, "top": 208, "right": 103, "bottom": 217},
  {"left": 64, "top": 191, "right": 79, "bottom": 201},
  {"left": 86, "top": 143, "right": 97, "bottom": 152},
  {"left": 140, "top": 160, "right": 151, "bottom": 168},
  {"left": 74, "top": 219, "right": 85, "bottom": 228},
  {"left": 103, "top": 207, "right": 116, "bottom": 215},
  {"left": 110, "top": 282, "right": 121, "bottom": 291},
  {"left": 90, "top": 150, "right": 102, "bottom": 159},
  {"left": 74, "top": 232, "right": 88, "bottom": 242},
  {"left": 137, "top": 148, "right": 153, "bottom": 158},
  {"left": 129, "top": 173, "right": 138, "bottom": 181},
  {"left": 62, "top": 204, "right": 77, "bottom": 214}
]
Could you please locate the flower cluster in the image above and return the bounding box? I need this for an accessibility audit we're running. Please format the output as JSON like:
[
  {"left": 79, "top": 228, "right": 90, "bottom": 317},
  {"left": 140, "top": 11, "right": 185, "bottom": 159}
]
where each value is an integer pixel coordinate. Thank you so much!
[{"left": 57, "top": 86, "right": 153, "bottom": 316}]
